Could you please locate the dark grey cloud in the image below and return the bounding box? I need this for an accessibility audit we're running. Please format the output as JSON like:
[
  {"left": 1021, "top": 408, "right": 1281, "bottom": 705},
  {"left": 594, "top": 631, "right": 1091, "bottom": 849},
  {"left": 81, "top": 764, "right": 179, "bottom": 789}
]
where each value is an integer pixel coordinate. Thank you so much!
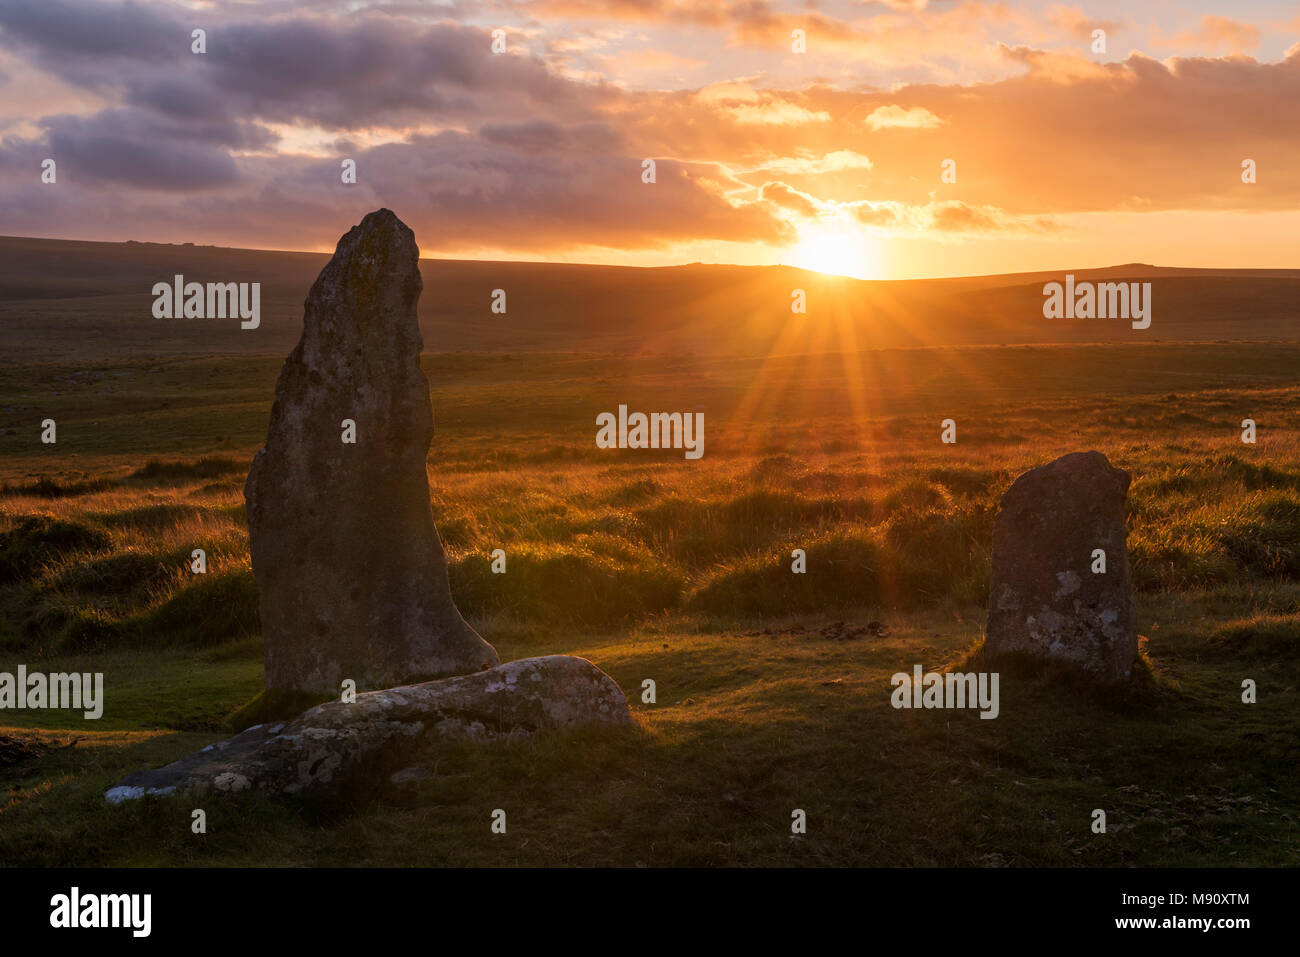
[
  {"left": 209, "top": 18, "right": 603, "bottom": 128},
  {"left": 478, "top": 119, "right": 624, "bottom": 153},
  {"left": 0, "top": 110, "right": 265, "bottom": 191},
  {"left": 0, "top": 1, "right": 625, "bottom": 198},
  {"left": 40, "top": 113, "right": 245, "bottom": 189},
  {"left": 0, "top": 1, "right": 609, "bottom": 130},
  {"left": 0, "top": 0, "right": 784, "bottom": 248},
  {"left": 0, "top": 0, "right": 186, "bottom": 60},
  {"left": 124, "top": 71, "right": 238, "bottom": 123},
  {"left": 261, "top": 129, "right": 790, "bottom": 250},
  {"left": 0, "top": 122, "right": 790, "bottom": 249},
  {"left": 23, "top": 107, "right": 274, "bottom": 189}
]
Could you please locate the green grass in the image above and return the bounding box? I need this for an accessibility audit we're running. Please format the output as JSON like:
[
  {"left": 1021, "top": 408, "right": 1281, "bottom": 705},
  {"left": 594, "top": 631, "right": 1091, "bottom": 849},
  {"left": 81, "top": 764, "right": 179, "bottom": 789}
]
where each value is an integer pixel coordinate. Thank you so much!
[
  {"left": 1, "top": 597, "right": 1295, "bottom": 866},
  {"left": 0, "top": 344, "right": 1297, "bottom": 865}
]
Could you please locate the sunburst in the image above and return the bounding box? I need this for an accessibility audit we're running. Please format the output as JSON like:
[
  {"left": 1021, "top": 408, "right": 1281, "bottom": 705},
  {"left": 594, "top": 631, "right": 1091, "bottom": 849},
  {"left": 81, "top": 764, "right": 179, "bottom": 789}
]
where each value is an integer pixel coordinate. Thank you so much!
[{"left": 788, "top": 219, "right": 881, "bottom": 280}]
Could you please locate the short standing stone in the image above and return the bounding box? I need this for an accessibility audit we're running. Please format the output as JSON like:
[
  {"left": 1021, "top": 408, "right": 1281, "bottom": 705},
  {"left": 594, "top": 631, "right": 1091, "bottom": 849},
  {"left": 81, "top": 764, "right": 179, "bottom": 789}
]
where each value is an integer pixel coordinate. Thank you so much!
[
  {"left": 985, "top": 451, "right": 1138, "bottom": 681},
  {"left": 245, "top": 209, "right": 498, "bottom": 695}
]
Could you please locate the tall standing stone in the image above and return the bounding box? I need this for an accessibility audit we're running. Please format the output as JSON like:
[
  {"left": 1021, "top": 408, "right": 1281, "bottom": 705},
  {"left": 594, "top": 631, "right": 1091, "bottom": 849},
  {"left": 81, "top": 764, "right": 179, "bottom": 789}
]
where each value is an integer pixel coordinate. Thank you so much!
[
  {"left": 985, "top": 450, "right": 1137, "bottom": 681},
  {"left": 245, "top": 209, "right": 498, "bottom": 695}
]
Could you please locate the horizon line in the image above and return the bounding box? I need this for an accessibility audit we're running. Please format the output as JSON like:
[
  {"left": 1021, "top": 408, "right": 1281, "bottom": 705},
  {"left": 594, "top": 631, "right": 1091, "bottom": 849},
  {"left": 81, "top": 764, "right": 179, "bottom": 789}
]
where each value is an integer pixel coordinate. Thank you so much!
[{"left": 2, "top": 232, "right": 1299, "bottom": 284}]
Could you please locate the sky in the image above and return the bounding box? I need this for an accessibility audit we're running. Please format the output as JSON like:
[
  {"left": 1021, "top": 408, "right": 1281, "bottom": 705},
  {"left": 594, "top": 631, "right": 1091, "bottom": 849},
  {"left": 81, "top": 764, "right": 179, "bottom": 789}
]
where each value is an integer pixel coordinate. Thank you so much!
[{"left": 0, "top": 0, "right": 1298, "bottom": 279}]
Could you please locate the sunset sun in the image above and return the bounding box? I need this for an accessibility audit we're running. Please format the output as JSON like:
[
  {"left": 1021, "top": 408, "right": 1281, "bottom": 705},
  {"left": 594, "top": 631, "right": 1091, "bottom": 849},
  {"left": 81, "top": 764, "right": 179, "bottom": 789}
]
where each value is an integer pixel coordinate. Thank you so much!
[{"left": 789, "top": 220, "right": 880, "bottom": 280}]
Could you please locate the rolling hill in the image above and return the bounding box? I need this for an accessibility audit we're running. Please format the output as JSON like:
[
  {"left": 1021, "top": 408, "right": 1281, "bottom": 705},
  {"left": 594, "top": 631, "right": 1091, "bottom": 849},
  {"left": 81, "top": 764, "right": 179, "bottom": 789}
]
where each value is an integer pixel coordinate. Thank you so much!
[{"left": 0, "top": 235, "right": 1296, "bottom": 362}]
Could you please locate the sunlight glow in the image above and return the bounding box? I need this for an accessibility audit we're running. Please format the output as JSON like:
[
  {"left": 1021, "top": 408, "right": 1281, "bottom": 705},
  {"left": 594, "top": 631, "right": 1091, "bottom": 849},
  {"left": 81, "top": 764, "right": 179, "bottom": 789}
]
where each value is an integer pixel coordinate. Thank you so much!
[{"left": 788, "top": 220, "right": 881, "bottom": 280}]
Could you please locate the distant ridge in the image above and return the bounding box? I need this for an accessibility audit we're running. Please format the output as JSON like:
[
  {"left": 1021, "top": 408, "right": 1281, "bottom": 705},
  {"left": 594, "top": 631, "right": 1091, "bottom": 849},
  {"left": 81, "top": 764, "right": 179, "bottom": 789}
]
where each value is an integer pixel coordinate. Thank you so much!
[{"left": 0, "top": 235, "right": 1297, "bottom": 362}]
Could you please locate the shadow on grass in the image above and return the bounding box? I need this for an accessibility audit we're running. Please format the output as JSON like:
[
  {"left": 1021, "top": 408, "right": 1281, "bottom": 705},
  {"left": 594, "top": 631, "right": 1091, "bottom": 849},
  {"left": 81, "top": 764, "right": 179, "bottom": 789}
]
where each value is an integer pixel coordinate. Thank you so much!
[{"left": 955, "top": 637, "right": 1173, "bottom": 715}]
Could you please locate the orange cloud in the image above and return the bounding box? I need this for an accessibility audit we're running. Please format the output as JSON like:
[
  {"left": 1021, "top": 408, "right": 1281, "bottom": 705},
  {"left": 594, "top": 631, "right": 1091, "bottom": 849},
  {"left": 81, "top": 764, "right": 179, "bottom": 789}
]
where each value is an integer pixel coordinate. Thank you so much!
[
  {"left": 865, "top": 105, "right": 944, "bottom": 130},
  {"left": 845, "top": 199, "right": 1057, "bottom": 236},
  {"left": 1046, "top": 5, "right": 1124, "bottom": 44},
  {"left": 749, "top": 150, "right": 874, "bottom": 175},
  {"left": 760, "top": 180, "right": 822, "bottom": 218},
  {"left": 1165, "top": 15, "right": 1262, "bottom": 53}
]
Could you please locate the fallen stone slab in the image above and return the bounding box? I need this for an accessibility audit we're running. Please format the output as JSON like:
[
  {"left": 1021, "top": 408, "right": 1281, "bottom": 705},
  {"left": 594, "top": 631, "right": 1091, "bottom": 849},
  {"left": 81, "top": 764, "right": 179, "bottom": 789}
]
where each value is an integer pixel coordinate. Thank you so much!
[
  {"left": 985, "top": 450, "right": 1138, "bottom": 682},
  {"left": 105, "top": 655, "right": 632, "bottom": 804}
]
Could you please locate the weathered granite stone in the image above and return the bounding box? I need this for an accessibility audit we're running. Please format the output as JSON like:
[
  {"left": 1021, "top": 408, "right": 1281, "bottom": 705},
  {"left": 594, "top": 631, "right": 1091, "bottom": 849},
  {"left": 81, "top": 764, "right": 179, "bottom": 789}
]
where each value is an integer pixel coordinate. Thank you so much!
[
  {"left": 985, "top": 450, "right": 1138, "bottom": 681},
  {"left": 245, "top": 209, "right": 497, "bottom": 695},
  {"left": 105, "top": 655, "right": 633, "bottom": 803}
]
